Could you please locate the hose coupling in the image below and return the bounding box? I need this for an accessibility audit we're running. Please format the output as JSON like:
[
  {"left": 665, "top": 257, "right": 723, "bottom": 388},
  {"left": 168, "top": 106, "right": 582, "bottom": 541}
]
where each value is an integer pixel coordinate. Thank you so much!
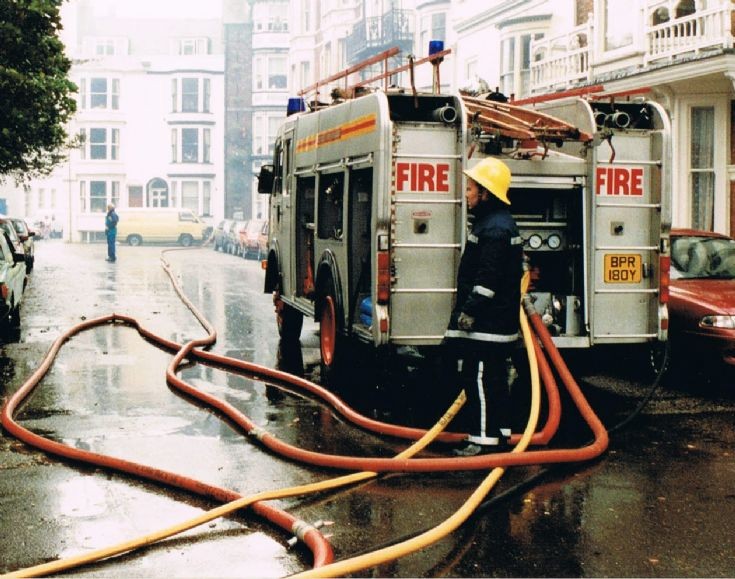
[
  {"left": 521, "top": 293, "right": 537, "bottom": 317},
  {"left": 287, "top": 519, "right": 330, "bottom": 548},
  {"left": 432, "top": 105, "right": 458, "bottom": 124},
  {"left": 249, "top": 426, "right": 268, "bottom": 441}
]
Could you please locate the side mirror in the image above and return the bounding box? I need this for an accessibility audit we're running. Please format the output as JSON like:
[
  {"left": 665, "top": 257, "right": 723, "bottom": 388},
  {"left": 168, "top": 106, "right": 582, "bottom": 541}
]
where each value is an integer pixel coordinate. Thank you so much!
[
  {"left": 257, "top": 164, "right": 275, "bottom": 194},
  {"left": 27, "top": 230, "right": 36, "bottom": 238}
]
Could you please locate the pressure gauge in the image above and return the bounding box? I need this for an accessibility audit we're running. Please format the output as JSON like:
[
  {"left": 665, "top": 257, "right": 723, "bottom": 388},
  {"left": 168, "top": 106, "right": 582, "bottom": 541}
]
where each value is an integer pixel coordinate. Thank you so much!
[
  {"left": 528, "top": 234, "right": 543, "bottom": 249},
  {"left": 547, "top": 234, "right": 562, "bottom": 250}
]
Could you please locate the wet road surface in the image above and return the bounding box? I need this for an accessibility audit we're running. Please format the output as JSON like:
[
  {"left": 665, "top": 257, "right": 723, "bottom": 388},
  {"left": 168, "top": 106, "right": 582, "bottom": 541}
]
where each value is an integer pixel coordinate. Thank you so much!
[{"left": 1, "top": 240, "right": 734, "bottom": 577}]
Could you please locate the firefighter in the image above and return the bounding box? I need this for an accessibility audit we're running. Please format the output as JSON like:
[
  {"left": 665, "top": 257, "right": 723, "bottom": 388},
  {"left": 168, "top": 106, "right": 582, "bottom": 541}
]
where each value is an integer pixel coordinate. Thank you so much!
[{"left": 445, "top": 157, "right": 523, "bottom": 456}]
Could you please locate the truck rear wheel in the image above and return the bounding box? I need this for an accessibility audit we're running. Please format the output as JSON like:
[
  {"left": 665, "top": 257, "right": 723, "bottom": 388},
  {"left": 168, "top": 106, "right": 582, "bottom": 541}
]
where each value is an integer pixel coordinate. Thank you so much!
[
  {"left": 319, "top": 279, "right": 348, "bottom": 385},
  {"left": 128, "top": 234, "right": 142, "bottom": 246},
  {"left": 320, "top": 295, "right": 338, "bottom": 367}
]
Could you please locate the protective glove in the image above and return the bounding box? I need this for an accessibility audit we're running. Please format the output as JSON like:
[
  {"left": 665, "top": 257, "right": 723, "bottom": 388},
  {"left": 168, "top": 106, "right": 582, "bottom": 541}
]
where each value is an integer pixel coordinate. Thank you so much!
[{"left": 457, "top": 312, "right": 475, "bottom": 330}]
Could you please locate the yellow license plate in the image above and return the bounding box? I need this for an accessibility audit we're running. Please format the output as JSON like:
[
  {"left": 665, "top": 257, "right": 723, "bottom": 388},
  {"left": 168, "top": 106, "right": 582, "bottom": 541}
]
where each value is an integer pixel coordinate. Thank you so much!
[{"left": 604, "top": 254, "right": 642, "bottom": 283}]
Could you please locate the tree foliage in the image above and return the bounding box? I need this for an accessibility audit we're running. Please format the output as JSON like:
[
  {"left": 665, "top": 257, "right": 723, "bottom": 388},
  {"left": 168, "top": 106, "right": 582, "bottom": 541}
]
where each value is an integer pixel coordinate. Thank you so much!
[{"left": 0, "top": 0, "right": 77, "bottom": 181}]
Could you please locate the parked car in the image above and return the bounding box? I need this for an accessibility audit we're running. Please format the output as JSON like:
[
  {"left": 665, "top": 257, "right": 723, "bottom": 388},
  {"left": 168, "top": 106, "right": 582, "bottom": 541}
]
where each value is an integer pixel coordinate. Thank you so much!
[
  {"left": 664, "top": 228, "right": 735, "bottom": 375},
  {"left": 0, "top": 215, "right": 27, "bottom": 270},
  {"left": 257, "top": 220, "right": 269, "bottom": 260},
  {"left": 30, "top": 216, "right": 50, "bottom": 239},
  {"left": 212, "top": 219, "right": 232, "bottom": 251},
  {"left": 226, "top": 220, "right": 247, "bottom": 255},
  {"left": 0, "top": 231, "right": 27, "bottom": 335},
  {"left": 115, "top": 208, "right": 208, "bottom": 247},
  {"left": 239, "top": 219, "right": 267, "bottom": 259},
  {"left": 8, "top": 217, "right": 35, "bottom": 273}
]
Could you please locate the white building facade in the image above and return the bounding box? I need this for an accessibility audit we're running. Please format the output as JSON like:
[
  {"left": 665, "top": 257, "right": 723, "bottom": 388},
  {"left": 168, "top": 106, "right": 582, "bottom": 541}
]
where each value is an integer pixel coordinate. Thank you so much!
[
  {"left": 5, "top": 0, "right": 733, "bottom": 239},
  {"left": 14, "top": 0, "right": 226, "bottom": 242},
  {"left": 450, "top": 0, "right": 735, "bottom": 235},
  {"left": 250, "top": 0, "right": 291, "bottom": 221},
  {"left": 288, "top": 0, "right": 735, "bottom": 236}
]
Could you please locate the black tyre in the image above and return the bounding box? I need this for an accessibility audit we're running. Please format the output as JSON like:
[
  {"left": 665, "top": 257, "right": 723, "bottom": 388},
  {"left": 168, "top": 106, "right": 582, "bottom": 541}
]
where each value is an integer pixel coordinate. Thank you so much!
[
  {"left": 277, "top": 302, "right": 303, "bottom": 341},
  {"left": 274, "top": 281, "right": 303, "bottom": 341},
  {"left": 10, "top": 303, "right": 20, "bottom": 331},
  {"left": 179, "top": 234, "right": 194, "bottom": 247},
  {"left": 128, "top": 234, "right": 143, "bottom": 247},
  {"left": 1, "top": 303, "right": 22, "bottom": 341}
]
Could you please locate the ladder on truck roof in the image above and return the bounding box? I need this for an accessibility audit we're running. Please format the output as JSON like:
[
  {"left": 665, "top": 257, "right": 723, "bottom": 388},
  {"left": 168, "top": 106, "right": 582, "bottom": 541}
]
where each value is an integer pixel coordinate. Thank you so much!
[{"left": 295, "top": 46, "right": 593, "bottom": 146}]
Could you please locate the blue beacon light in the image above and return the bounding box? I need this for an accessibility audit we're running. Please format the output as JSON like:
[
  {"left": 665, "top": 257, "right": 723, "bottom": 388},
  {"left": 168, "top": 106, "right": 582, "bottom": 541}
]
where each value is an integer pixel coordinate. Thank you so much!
[
  {"left": 428, "top": 40, "right": 444, "bottom": 57},
  {"left": 287, "top": 97, "right": 306, "bottom": 116}
]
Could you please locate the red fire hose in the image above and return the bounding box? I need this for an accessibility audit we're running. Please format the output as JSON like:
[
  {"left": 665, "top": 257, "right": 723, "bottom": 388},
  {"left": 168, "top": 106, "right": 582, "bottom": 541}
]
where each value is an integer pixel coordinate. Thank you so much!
[
  {"left": 0, "top": 314, "right": 333, "bottom": 568},
  {"left": 1, "top": 249, "right": 606, "bottom": 575}
]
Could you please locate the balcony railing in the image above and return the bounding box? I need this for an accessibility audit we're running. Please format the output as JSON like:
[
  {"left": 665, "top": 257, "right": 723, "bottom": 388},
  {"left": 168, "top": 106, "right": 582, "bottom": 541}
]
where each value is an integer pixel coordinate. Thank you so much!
[
  {"left": 644, "top": 1, "right": 733, "bottom": 64},
  {"left": 530, "top": 19, "right": 593, "bottom": 94},
  {"left": 346, "top": 9, "right": 413, "bottom": 65},
  {"left": 530, "top": 0, "right": 734, "bottom": 95}
]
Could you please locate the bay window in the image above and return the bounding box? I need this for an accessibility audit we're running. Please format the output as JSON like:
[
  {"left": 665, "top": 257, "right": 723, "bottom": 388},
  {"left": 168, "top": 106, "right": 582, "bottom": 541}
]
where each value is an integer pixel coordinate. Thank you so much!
[
  {"left": 168, "top": 179, "right": 213, "bottom": 215},
  {"left": 79, "top": 77, "right": 120, "bottom": 110},
  {"left": 253, "top": 114, "right": 282, "bottom": 156},
  {"left": 172, "top": 127, "right": 211, "bottom": 164},
  {"left": 80, "top": 127, "right": 119, "bottom": 160},
  {"left": 81, "top": 180, "right": 120, "bottom": 213},
  {"left": 419, "top": 12, "right": 446, "bottom": 54},
  {"left": 254, "top": 55, "right": 288, "bottom": 91},
  {"left": 500, "top": 31, "right": 543, "bottom": 98},
  {"left": 171, "top": 77, "right": 211, "bottom": 113}
]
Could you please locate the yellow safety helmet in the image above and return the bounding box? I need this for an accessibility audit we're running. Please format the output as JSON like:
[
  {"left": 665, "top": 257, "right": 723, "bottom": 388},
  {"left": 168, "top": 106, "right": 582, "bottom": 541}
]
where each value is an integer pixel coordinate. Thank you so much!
[{"left": 463, "top": 158, "right": 512, "bottom": 205}]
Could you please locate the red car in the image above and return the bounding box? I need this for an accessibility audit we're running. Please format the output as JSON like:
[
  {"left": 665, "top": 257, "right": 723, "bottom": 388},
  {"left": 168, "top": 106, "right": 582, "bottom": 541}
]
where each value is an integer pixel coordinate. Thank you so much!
[
  {"left": 667, "top": 228, "right": 735, "bottom": 372},
  {"left": 238, "top": 219, "right": 267, "bottom": 259}
]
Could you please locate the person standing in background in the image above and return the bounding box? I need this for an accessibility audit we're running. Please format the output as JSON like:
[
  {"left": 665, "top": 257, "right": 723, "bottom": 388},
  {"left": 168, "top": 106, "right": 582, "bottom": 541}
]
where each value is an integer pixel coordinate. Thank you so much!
[{"left": 105, "top": 204, "right": 119, "bottom": 262}]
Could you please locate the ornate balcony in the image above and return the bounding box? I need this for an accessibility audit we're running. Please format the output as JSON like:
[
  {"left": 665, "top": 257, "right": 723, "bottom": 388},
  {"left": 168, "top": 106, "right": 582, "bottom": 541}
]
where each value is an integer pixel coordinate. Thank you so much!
[
  {"left": 530, "top": 19, "right": 593, "bottom": 94},
  {"left": 644, "top": 0, "right": 733, "bottom": 64},
  {"left": 346, "top": 9, "right": 413, "bottom": 65},
  {"left": 530, "top": 0, "right": 734, "bottom": 95}
]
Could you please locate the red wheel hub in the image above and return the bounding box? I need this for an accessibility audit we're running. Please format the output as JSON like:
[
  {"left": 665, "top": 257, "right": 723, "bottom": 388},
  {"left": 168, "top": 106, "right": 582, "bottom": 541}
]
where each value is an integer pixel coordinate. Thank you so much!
[{"left": 320, "top": 296, "right": 336, "bottom": 366}]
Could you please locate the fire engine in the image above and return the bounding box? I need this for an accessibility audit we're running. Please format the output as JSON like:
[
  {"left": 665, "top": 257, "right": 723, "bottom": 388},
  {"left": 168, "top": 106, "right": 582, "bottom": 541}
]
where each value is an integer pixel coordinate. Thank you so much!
[{"left": 257, "top": 58, "right": 671, "bottom": 379}]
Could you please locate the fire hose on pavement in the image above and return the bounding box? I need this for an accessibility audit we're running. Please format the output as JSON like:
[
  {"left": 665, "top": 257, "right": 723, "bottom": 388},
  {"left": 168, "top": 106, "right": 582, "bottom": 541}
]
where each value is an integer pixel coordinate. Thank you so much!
[{"left": 1, "top": 248, "right": 609, "bottom": 577}]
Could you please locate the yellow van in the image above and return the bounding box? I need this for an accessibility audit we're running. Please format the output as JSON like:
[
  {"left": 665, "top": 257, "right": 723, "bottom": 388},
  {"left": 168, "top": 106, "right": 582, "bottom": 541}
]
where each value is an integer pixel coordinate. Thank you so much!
[{"left": 115, "top": 208, "right": 208, "bottom": 247}]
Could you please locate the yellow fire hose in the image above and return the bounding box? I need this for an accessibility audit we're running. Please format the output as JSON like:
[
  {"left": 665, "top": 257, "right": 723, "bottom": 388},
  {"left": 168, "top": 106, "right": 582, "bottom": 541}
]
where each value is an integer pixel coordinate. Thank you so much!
[
  {"left": 291, "top": 303, "right": 540, "bottom": 578},
  {"left": 4, "top": 271, "right": 539, "bottom": 578},
  {"left": 3, "top": 389, "right": 467, "bottom": 578}
]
